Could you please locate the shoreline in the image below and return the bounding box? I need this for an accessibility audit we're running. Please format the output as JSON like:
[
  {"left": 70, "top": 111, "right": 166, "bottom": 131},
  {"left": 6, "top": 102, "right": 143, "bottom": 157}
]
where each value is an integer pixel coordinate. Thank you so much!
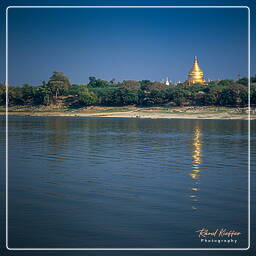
[{"left": 0, "top": 106, "right": 254, "bottom": 120}]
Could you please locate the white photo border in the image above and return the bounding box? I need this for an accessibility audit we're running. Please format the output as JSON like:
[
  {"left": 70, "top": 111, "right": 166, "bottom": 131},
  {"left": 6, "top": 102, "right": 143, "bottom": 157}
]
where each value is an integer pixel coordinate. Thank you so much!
[{"left": 5, "top": 5, "right": 251, "bottom": 251}]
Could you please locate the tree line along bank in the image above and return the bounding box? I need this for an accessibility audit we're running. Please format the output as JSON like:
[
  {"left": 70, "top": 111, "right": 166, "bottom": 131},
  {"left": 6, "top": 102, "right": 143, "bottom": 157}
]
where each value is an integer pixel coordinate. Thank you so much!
[{"left": 1, "top": 71, "right": 255, "bottom": 108}]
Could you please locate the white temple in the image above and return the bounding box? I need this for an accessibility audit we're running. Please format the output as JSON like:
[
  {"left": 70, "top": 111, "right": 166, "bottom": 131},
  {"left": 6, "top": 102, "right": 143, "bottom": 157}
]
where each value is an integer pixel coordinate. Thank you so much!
[{"left": 165, "top": 77, "right": 172, "bottom": 85}]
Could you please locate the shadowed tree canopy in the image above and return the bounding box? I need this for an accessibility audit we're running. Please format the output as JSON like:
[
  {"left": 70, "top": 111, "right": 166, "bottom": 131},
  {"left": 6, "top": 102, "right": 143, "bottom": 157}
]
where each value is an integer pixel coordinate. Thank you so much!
[
  {"left": 122, "top": 80, "right": 140, "bottom": 89},
  {"left": 47, "top": 71, "right": 71, "bottom": 98},
  {"left": 1, "top": 72, "right": 252, "bottom": 107},
  {"left": 88, "top": 76, "right": 109, "bottom": 88}
]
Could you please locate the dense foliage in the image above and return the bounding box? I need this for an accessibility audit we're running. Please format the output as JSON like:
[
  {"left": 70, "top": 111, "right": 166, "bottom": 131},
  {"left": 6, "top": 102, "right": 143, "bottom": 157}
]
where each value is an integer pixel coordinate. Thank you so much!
[{"left": 1, "top": 71, "right": 255, "bottom": 108}]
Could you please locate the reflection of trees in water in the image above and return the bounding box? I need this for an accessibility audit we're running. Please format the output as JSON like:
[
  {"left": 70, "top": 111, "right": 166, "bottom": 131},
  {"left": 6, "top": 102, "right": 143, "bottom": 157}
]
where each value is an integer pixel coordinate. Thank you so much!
[
  {"left": 84, "top": 119, "right": 143, "bottom": 165},
  {"left": 83, "top": 119, "right": 195, "bottom": 168},
  {"left": 8, "top": 117, "right": 71, "bottom": 158},
  {"left": 189, "top": 126, "right": 202, "bottom": 210},
  {"left": 44, "top": 118, "right": 69, "bottom": 147},
  {"left": 42, "top": 118, "right": 72, "bottom": 178}
]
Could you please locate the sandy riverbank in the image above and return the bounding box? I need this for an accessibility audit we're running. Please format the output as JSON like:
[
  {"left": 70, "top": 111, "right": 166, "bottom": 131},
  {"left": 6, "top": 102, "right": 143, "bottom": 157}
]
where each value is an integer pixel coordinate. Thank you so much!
[{"left": 0, "top": 106, "right": 254, "bottom": 120}]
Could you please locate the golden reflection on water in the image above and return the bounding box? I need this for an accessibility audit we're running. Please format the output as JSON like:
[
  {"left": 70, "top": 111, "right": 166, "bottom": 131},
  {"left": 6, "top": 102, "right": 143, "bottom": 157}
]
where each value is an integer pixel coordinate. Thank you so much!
[{"left": 189, "top": 126, "right": 202, "bottom": 210}]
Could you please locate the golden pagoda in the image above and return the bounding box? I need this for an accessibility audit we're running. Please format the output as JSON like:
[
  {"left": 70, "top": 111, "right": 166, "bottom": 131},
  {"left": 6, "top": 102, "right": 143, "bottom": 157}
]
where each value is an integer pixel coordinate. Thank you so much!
[{"left": 187, "top": 56, "right": 207, "bottom": 85}]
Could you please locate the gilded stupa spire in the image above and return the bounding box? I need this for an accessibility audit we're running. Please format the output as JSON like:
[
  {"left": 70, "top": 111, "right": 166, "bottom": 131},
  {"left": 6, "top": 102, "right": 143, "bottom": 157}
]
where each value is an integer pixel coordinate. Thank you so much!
[{"left": 187, "top": 56, "right": 207, "bottom": 85}]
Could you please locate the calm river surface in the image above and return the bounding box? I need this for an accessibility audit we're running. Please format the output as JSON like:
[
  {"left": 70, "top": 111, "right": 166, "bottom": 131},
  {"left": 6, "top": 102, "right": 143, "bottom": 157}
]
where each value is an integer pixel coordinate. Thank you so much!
[{"left": 1, "top": 116, "right": 252, "bottom": 249}]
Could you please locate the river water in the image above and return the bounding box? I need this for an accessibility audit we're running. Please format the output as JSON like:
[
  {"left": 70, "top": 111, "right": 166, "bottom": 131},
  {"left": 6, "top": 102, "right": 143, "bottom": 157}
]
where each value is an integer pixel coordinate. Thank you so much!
[{"left": 1, "top": 116, "right": 252, "bottom": 249}]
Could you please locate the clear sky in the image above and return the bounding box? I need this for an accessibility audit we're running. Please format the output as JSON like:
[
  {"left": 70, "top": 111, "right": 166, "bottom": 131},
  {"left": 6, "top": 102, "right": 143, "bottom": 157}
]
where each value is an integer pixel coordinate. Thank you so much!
[{"left": 0, "top": 0, "right": 254, "bottom": 86}]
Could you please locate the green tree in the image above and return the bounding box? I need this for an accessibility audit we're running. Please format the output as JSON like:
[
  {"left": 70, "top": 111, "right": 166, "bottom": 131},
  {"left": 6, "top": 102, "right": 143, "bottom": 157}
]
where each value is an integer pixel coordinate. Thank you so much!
[
  {"left": 78, "top": 90, "right": 98, "bottom": 106},
  {"left": 110, "top": 78, "right": 116, "bottom": 84},
  {"left": 139, "top": 83, "right": 167, "bottom": 106},
  {"left": 122, "top": 80, "right": 140, "bottom": 89},
  {"left": 237, "top": 77, "right": 248, "bottom": 86},
  {"left": 69, "top": 84, "right": 88, "bottom": 96},
  {"left": 148, "top": 82, "right": 168, "bottom": 90},
  {"left": 202, "top": 93, "right": 217, "bottom": 105},
  {"left": 219, "top": 84, "right": 248, "bottom": 106},
  {"left": 47, "top": 71, "right": 71, "bottom": 99},
  {"left": 165, "top": 87, "right": 191, "bottom": 106},
  {"left": 8, "top": 87, "right": 24, "bottom": 105},
  {"left": 21, "top": 83, "right": 35, "bottom": 104},
  {"left": 88, "top": 77, "right": 109, "bottom": 88},
  {"left": 218, "top": 79, "right": 234, "bottom": 87},
  {"left": 91, "top": 87, "right": 116, "bottom": 106},
  {"left": 33, "top": 85, "right": 52, "bottom": 105},
  {"left": 115, "top": 87, "right": 139, "bottom": 105},
  {"left": 0, "top": 83, "right": 6, "bottom": 105},
  {"left": 139, "top": 80, "right": 152, "bottom": 88},
  {"left": 251, "top": 75, "right": 256, "bottom": 83},
  {"left": 188, "top": 83, "right": 206, "bottom": 93},
  {"left": 251, "top": 84, "right": 256, "bottom": 105}
]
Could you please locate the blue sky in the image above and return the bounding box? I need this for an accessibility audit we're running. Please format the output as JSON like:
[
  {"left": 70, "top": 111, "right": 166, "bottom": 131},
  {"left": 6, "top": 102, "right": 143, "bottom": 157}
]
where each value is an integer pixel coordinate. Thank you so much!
[{"left": 0, "top": 0, "right": 255, "bottom": 86}]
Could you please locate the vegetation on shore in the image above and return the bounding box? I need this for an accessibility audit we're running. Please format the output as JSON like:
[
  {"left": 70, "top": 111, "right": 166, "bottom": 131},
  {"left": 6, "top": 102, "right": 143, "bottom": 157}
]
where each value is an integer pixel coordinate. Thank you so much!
[{"left": 1, "top": 71, "right": 255, "bottom": 109}]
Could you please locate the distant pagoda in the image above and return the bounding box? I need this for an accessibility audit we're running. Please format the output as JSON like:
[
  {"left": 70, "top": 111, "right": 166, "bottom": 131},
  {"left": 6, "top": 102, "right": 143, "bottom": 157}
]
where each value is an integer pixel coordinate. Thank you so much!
[{"left": 187, "top": 56, "right": 207, "bottom": 85}]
